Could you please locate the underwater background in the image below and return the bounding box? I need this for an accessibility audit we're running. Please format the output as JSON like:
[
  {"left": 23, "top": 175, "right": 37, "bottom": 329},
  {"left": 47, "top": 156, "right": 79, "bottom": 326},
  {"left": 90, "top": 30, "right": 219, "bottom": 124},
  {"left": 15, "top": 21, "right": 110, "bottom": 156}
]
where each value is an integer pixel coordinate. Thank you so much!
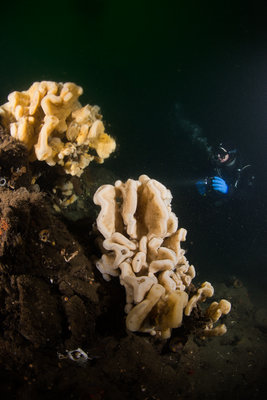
[
  {"left": 0, "top": 2, "right": 267, "bottom": 399},
  {"left": 0, "top": 1, "right": 266, "bottom": 301}
]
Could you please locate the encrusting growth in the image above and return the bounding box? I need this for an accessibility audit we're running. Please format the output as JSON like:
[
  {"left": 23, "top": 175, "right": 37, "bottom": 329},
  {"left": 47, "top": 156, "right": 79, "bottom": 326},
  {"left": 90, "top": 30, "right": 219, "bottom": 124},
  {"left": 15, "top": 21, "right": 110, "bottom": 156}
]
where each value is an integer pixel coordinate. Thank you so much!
[
  {"left": 93, "top": 175, "right": 231, "bottom": 339},
  {"left": 0, "top": 81, "right": 116, "bottom": 176}
]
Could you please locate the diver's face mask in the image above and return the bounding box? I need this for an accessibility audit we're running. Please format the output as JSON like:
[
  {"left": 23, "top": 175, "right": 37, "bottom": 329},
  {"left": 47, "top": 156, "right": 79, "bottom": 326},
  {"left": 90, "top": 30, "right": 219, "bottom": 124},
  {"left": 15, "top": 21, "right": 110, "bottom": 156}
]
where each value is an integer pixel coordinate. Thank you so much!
[
  {"left": 212, "top": 144, "right": 228, "bottom": 162},
  {"left": 214, "top": 151, "right": 229, "bottom": 163},
  {"left": 212, "top": 146, "right": 237, "bottom": 166}
]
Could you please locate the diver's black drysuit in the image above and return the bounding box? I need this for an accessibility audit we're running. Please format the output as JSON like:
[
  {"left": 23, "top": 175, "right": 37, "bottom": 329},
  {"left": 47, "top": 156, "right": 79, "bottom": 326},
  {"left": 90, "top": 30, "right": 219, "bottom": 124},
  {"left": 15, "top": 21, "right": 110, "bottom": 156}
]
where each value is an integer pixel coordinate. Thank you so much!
[{"left": 205, "top": 149, "right": 255, "bottom": 202}]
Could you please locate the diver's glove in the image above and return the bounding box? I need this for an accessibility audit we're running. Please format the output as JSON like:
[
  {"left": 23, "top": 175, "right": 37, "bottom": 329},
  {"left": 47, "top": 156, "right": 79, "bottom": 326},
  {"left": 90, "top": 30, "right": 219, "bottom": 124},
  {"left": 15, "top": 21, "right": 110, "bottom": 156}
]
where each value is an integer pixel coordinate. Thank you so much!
[
  {"left": 211, "top": 176, "right": 228, "bottom": 194},
  {"left": 196, "top": 180, "right": 206, "bottom": 196}
]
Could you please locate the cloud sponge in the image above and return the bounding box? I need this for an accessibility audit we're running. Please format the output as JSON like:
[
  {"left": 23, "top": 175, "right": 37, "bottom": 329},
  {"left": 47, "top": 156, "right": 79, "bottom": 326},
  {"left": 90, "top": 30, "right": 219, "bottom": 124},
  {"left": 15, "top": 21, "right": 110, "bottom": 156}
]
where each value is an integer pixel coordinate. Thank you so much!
[
  {"left": 0, "top": 81, "right": 116, "bottom": 176},
  {"left": 93, "top": 175, "right": 231, "bottom": 339}
]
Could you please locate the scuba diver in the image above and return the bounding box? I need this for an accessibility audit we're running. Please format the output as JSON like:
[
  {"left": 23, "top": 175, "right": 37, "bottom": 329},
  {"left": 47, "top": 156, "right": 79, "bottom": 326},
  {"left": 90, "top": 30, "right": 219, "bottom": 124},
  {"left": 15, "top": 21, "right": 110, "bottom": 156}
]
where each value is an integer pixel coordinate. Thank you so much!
[
  {"left": 195, "top": 143, "right": 255, "bottom": 201},
  {"left": 170, "top": 103, "right": 254, "bottom": 202}
]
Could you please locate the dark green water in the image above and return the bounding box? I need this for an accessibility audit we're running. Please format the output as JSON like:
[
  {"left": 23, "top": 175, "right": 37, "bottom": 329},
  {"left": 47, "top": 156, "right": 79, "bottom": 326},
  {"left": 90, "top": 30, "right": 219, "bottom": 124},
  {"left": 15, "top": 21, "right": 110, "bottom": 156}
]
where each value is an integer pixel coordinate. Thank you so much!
[{"left": 1, "top": 0, "right": 266, "bottom": 282}]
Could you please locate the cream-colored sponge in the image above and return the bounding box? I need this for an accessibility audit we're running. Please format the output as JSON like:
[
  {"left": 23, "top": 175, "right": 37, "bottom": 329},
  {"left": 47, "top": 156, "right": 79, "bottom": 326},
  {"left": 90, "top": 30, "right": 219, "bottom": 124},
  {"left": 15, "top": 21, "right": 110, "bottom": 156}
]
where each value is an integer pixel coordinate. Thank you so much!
[
  {"left": 0, "top": 81, "right": 116, "bottom": 176},
  {"left": 93, "top": 175, "right": 231, "bottom": 339}
]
